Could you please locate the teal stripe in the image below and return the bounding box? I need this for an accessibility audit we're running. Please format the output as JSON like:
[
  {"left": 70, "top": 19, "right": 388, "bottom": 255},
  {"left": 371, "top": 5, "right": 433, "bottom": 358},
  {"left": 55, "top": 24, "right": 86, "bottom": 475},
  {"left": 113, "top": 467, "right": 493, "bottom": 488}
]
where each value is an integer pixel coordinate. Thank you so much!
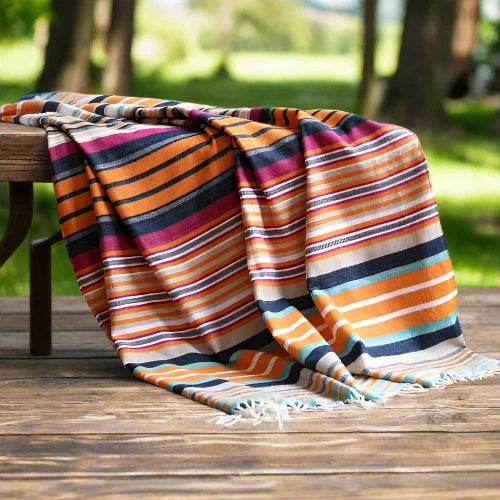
[
  {"left": 363, "top": 310, "right": 459, "bottom": 348},
  {"left": 262, "top": 306, "right": 296, "bottom": 321},
  {"left": 297, "top": 339, "right": 327, "bottom": 364},
  {"left": 311, "top": 249, "right": 449, "bottom": 299},
  {"left": 337, "top": 309, "right": 458, "bottom": 358}
]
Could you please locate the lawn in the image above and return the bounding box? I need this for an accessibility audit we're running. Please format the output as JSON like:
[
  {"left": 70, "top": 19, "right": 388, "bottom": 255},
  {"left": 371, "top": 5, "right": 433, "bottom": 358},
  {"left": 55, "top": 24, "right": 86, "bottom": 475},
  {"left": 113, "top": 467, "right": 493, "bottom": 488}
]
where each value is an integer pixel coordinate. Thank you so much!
[{"left": 0, "top": 43, "right": 499, "bottom": 294}]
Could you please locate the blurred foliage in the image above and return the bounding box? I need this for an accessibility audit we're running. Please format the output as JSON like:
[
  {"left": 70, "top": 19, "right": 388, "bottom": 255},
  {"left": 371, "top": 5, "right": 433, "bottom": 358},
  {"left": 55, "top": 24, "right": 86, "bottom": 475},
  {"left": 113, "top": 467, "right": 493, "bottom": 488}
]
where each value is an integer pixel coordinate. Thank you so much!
[
  {"left": 0, "top": 0, "right": 49, "bottom": 40},
  {"left": 476, "top": 15, "right": 500, "bottom": 92},
  {"left": 0, "top": 0, "right": 498, "bottom": 293},
  {"left": 191, "top": 0, "right": 360, "bottom": 55}
]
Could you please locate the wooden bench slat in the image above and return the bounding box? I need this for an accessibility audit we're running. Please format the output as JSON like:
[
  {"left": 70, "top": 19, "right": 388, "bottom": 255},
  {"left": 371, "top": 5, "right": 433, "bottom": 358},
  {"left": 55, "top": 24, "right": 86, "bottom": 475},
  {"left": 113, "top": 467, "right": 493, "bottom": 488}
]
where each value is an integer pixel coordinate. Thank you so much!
[{"left": 0, "top": 122, "right": 50, "bottom": 182}]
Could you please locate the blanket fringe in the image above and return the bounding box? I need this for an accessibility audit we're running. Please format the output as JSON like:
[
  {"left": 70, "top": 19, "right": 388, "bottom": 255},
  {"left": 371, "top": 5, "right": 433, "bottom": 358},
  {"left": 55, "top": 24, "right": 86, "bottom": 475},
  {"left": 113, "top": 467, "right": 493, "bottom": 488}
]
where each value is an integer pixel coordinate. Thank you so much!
[
  {"left": 211, "top": 396, "right": 375, "bottom": 429},
  {"left": 211, "top": 364, "right": 500, "bottom": 427}
]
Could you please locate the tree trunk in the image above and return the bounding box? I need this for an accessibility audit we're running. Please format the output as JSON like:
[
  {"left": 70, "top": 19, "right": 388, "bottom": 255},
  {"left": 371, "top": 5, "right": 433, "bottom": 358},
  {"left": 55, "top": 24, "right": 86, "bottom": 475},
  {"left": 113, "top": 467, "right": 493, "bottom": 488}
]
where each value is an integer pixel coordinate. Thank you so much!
[
  {"left": 381, "top": 0, "right": 457, "bottom": 128},
  {"left": 214, "top": 0, "right": 234, "bottom": 78},
  {"left": 101, "top": 0, "right": 136, "bottom": 96},
  {"left": 36, "top": 0, "right": 95, "bottom": 93},
  {"left": 448, "top": 0, "right": 480, "bottom": 98},
  {"left": 358, "top": 0, "right": 378, "bottom": 118}
]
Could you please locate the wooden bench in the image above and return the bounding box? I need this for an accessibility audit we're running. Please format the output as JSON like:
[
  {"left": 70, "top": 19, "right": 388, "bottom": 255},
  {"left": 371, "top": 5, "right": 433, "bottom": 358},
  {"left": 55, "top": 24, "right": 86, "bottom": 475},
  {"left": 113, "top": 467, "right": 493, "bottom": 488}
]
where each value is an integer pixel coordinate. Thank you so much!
[{"left": 0, "top": 122, "right": 60, "bottom": 355}]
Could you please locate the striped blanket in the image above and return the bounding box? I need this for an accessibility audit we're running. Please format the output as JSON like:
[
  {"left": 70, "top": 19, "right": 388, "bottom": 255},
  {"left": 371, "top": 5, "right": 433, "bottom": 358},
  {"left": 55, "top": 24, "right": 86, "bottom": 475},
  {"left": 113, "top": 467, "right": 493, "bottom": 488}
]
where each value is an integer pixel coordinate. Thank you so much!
[{"left": 1, "top": 92, "right": 498, "bottom": 425}]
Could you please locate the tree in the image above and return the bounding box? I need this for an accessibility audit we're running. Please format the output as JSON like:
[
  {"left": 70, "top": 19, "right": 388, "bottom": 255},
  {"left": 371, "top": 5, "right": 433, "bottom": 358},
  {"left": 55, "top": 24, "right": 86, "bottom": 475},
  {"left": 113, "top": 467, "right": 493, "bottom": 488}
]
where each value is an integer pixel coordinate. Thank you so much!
[
  {"left": 36, "top": 0, "right": 95, "bottom": 93},
  {"left": 448, "top": 0, "right": 480, "bottom": 98},
  {"left": 0, "top": 0, "right": 49, "bottom": 40},
  {"left": 358, "top": 0, "right": 378, "bottom": 117},
  {"left": 381, "top": 0, "right": 458, "bottom": 128},
  {"left": 101, "top": 0, "right": 136, "bottom": 95}
]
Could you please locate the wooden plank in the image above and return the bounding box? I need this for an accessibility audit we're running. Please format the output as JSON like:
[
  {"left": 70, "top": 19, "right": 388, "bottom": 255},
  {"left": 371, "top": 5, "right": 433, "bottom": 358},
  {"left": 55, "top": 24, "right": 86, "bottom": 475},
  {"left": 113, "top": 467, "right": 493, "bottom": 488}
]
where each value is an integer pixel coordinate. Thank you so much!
[
  {"left": 0, "top": 307, "right": 496, "bottom": 332},
  {"left": 0, "top": 296, "right": 88, "bottom": 313},
  {"left": 0, "top": 122, "right": 50, "bottom": 183},
  {"left": 1, "top": 472, "right": 499, "bottom": 499},
  {"left": 0, "top": 331, "right": 115, "bottom": 359},
  {"left": 0, "top": 405, "right": 497, "bottom": 435},
  {"left": 0, "top": 358, "right": 132, "bottom": 378},
  {"left": 0, "top": 312, "right": 100, "bottom": 332},
  {"left": 0, "top": 287, "right": 496, "bottom": 312},
  {"left": 458, "top": 287, "right": 500, "bottom": 307},
  {"left": 0, "top": 376, "right": 497, "bottom": 409},
  {"left": 0, "top": 433, "right": 498, "bottom": 476},
  {"left": 0, "top": 353, "right": 497, "bottom": 379},
  {"left": 0, "top": 329, "right": 497, "bottom": 359}
]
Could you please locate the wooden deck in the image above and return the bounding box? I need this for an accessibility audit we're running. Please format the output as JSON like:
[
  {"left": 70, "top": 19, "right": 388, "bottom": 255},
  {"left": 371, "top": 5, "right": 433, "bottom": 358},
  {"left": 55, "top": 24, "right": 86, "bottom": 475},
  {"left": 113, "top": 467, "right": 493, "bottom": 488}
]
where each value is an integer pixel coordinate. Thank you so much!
[{"left": 0, "top": 289, "right": 499, "bottom": 498}]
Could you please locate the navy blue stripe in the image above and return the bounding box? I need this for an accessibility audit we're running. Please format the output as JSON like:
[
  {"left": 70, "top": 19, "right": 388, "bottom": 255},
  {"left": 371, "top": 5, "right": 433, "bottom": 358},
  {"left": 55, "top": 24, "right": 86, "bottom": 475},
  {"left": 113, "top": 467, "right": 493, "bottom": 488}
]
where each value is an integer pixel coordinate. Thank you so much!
[
  {"left": 341, "top": 319, "right": 463, "bottom": 367},
  {"left": 307, "top": 236, "right": 448, "bottom": 290},
  {"left": 65, "top": 228, "right": 101, "bottom": 258},
  {"left": 123, "top": 170, "right": 239, "bottom": 236},
  {"left": 114, "top": 146, "right": 233, "bottom": 206},
  {"left": 125, "top": 328, "right": 276, "bottom": 370},
  {"left": 304, "top": 344, "right": 333, "bottom": 368},
  {"left": 258, "top": 294, "right": 315, "bottom": 314},
  {"left": 300, "top": 113, "right": 365, "bottom": 138},
  {"left": 170, "top": 378, "right": 227, "bottom": 395},
  {"left": 242, "top": 134, "right": 302, "bottom": 170},
  {"left": 85, "top": 128, "right": 193, "bottom": 170}
]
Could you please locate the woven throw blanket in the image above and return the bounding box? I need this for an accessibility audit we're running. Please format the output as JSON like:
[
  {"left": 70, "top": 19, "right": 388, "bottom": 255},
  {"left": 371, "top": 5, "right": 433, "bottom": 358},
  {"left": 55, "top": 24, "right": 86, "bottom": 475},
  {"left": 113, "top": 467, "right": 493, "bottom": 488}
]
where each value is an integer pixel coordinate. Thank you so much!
[{"left": 1, "top": 92, "right": 498, "bottom": 425}]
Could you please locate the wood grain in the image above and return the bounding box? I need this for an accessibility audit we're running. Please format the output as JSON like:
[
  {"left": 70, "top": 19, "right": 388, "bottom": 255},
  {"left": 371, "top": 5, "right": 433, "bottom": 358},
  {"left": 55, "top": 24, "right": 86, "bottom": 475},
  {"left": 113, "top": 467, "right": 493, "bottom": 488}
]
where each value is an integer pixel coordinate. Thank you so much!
[
  {"left": 0, "top": 433, "right": 498, "bottom": 475},
  {"left": 0, "top": 290, "right": 498, "bottom": 498},
  {"left": 0, "top": 122, "right": 50, "bottom": 182},
  {"left": 1, "top": 473, "right": 499, "bottom": 499}
]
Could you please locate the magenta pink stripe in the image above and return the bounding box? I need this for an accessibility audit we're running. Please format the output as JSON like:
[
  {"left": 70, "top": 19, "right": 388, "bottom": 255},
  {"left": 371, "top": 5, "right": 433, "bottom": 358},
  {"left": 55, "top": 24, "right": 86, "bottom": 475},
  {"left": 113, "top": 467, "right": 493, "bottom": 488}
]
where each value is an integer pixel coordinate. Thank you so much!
[
  {"left": 71, "top": 246, "right": 102, "bottom": 272},
  {"left": 135, "top": 191, "right": 240, "bottom": 251},
  {"left": 100, "top": 234, "right": 137, "bottom": 252},
  {"left": 49, "top": 140, "right": 80, "bottom": 162}
]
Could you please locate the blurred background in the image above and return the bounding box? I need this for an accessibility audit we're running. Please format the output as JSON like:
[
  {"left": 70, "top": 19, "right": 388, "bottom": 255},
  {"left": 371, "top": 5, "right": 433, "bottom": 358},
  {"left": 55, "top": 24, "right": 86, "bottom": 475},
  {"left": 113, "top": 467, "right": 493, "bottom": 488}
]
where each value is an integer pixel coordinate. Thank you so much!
[{"left": 0, "top": 0, "right": 498, "bottom": 294}]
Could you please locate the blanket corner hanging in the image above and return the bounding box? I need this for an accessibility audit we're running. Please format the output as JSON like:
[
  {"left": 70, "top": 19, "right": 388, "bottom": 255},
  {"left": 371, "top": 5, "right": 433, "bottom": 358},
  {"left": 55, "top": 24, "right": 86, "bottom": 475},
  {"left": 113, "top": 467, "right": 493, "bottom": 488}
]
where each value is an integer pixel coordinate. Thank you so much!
[{"left": 1, "top": 92, "right": 498, "bottom": 424}]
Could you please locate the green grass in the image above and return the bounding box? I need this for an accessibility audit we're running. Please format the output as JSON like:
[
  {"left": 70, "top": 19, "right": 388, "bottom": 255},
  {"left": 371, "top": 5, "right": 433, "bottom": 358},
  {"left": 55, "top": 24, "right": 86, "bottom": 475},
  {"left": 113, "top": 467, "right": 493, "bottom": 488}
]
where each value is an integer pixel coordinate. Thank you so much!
[{"left": 0, "top": 42, "right": 499, "bottom": 294}]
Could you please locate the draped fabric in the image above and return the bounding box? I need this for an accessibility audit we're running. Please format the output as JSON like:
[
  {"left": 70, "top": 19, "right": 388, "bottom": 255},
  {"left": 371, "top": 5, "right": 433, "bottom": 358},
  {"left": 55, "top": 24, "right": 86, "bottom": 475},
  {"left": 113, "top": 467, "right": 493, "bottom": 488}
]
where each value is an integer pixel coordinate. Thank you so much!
[{"left": 1, "top": 92, "right": 497, "bottom": 424}]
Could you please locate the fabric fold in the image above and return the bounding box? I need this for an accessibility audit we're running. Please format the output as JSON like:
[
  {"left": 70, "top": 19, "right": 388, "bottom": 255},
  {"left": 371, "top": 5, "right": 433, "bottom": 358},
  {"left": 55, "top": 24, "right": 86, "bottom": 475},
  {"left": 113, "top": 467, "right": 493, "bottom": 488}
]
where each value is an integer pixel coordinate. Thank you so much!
[{"left": 1, "top": 92, "right": 497, "bottom": 424}]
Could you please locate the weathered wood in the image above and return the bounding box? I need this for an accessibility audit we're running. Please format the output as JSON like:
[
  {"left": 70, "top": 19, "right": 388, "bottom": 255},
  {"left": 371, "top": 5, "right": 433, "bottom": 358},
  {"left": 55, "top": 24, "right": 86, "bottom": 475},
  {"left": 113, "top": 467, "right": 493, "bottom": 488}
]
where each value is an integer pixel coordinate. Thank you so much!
[
  {"left": 0, "top": 353, "right": 497, "bottom": 379},
  {"left": 0, "top": 312, "right": 100, "bottom": 332},
  {"left": 0, "top": 358, "right": 131, "bottom": 378},
  {"left": 0, "top": 328, "right": 497, "bottom": 359},
  {"left": 1, "top": 472, "right": 499, "bottom": 499},
  {"left": 0, "top": 304, "right": 497, "bottom": 333},
  {"left": 0, "top": 376, "right": 496, "bottom": 409},
  {"left": 0, "top": 183, "right": 34, "bottom": 267},
  {"left": 2, "top": 288, "right": 499, "bottom": 313},
  {"left": 0, "top": 433, "right": 498, "bottom": 476},
  {"left": 0, "top": 122, "right": 50, "bottom": 182},
  {"left": 0, "top": 405, "right": 497, "bottom": 435},
  {"left": 30, "top": 233, "right": 63, "bottom": 355},
  {"left": 0, "top": 331, "right": 115, "bottom": 358}
]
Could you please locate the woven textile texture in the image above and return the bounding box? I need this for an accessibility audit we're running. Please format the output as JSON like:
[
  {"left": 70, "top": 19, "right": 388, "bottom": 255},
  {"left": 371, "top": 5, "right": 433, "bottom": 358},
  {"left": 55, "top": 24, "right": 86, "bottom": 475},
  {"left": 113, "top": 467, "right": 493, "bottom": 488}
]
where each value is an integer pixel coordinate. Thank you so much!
[{"left": 1, "top": 92, "right": 498, "bottom": 424}]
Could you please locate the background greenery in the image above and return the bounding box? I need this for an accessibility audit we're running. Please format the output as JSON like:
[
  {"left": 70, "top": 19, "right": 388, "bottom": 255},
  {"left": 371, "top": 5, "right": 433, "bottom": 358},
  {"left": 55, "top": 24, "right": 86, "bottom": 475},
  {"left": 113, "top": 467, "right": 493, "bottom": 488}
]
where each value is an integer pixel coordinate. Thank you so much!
[{"left": 0, "top": 0, "right": 498, "bottom": 295}]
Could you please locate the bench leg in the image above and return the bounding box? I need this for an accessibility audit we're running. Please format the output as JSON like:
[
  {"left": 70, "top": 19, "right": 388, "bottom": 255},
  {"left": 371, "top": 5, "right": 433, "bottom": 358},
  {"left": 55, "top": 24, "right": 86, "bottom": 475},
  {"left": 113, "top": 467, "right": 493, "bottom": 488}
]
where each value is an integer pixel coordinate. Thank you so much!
[
  {"left": 30, "top": 230, "right": 62, "bottom": 356},
  {"left": 0, "top": 182, "right": 33, "bottom": 266}
]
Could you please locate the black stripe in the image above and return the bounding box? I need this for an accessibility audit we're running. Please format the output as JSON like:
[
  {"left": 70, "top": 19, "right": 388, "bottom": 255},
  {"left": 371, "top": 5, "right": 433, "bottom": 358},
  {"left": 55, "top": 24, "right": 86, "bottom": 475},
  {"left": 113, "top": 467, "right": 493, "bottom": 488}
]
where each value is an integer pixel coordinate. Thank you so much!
[
  {"left": 114, "top": 146, "right": 233, "bottom": 207},
  {"left": 307, "top": 236, "right": 448, "bottom": 290},
  {"left": 341, "top": 318, "right": 463, "bottom": 367}
]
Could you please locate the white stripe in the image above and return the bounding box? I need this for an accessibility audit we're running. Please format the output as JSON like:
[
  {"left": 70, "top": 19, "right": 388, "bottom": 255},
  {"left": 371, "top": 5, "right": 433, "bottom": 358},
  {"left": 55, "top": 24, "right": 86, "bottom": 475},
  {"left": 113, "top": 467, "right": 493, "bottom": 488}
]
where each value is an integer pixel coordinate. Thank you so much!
[
  {"left": 283, "top": 328, "right": 316, "bottom": 350},
  {"left": 352, "top": 289, "right": 458, "bottom": 329},
  {"left": 273, "top": 317, "right": 308, "bottom": 337},
  {"left": 340, "top": 271, "right": 455, "bottom": 313}
]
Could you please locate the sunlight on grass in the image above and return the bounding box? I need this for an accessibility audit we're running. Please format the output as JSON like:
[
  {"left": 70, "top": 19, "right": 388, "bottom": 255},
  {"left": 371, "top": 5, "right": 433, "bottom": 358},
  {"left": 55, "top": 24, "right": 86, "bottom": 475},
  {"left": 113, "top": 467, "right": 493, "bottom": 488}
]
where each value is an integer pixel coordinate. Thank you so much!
[{"left": 0, "top": 40, "right": 42, "bottom": 83}]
